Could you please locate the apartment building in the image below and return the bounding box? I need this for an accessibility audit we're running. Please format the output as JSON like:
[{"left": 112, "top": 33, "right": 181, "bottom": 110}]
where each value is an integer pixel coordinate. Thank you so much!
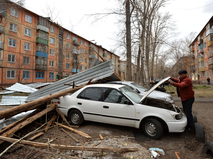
[
  {"left": 189, "top": 16, "right": 213, "bottom": 83},
  {"left": 172, "top": 56, "right": 191, "bottom": 78},
  {"left": 0, "top": 2, "right": 120, "bottom": 85}
]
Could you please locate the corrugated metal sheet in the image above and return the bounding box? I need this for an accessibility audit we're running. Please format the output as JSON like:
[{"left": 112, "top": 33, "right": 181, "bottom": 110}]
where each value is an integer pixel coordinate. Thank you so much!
[
  {"left": 25, "top": 82, "right": 53, "bottom": 89},
  {"left": 6, "top": 83, "right": 38, "bottom": 93},
  {"left": 0, "top": 96, "right": 28, "bottom": 105},
  {"left": 27, "top": 60, "right": 120, "bottom": 101},
  {"left": 0, "top": 91, "right": 15, "bottom": 95}
]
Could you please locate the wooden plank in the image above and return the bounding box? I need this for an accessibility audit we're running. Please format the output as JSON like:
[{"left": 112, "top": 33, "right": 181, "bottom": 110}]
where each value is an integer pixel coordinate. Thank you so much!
[
  {"left": 99, "top": 134, "right": 103, "bottom": 140},
  {"left": 55, "top": 122, "right": 91, "bottom": 139},
  {"left": 44, "top": 113, "right": 57, "bottom": 132},
  {"left": 61, "top": 128, "right": 79, "bottom": 143},
  {"left": 0, "top": 136, "right": 139, "bottom": 153},
  {"left": 29, "top": 132, "right": 44, "bottom": 141},
  {"left": 56, "top": 107, "right": 70, "bottom": 127}
]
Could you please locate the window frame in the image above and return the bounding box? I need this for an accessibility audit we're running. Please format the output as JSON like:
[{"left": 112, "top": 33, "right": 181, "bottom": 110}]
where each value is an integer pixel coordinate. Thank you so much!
[
  {"left": 7, "top": 54, "right": 16, "bottom": 63},
  {"left": 50, "top": 26, "right": 55, "bottom": 33},
  {"left": 49, "top": 61, "right": 54, "bottom": 67},
  {"left": 50, "top": 49, "right": 54, "bottom": 56},
  {"left": 8, "top": 38, "right": 17, "bottom": 47},
  {"left": 23, "top": 56, "right": 30, "bottom": 64},
  {"left": 35, "top": 72, "right": 45, "bottom": 79},
  {"left": 49, "top": 72, "right": 54, "bottom": 79},
  {"left": 23, "top": 71, "right": 30, "bottom": 79},
  {"left": 24, "top": 42, "right": 31, "bottom": 51},
  {"left": 6, "top": 70, "right": 16, "bottom": 79},
  {"left": 24, "top": 28, "right": 31, "bottom": 37},
  {"left": 25, "top": 14, "right": 32, "bottom": 23},
  {"left": 9, "top": 23, "right": 17, "bottom": 32},
  {"left": 10, "top": 8, "right": 18, "bottom": 18},
  {"left": 66, "top": 63, "right": 70, "bottom": 69},
  {"left": 50, "top": 37, "right": 55, "bottom": 44}
]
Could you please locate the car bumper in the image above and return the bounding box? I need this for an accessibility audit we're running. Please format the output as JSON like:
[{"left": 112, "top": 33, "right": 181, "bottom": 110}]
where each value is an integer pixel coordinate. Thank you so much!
[{"left": 166, "top": 114, "right": 187, "bottom": 133}]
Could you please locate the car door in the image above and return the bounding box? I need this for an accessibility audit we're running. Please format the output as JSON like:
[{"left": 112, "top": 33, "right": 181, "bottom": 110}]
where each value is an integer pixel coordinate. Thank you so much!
[
  {"left": 101, "top": 88, "right": 136, "bottom": 127},
  {"left": 76, "top": 87, "right": 103, "bottom": 122}
]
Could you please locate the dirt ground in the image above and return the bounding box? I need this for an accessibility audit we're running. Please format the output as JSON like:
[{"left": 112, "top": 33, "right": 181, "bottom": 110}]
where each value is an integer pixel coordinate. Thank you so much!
[{"left": 0, "top": 101, "right": 212, "bottom": 159}]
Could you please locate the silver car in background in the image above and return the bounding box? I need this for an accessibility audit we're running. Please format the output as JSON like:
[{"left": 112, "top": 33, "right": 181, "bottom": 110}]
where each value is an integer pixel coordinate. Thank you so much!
[{"left": 108, "top": 81, "right": 174, "bottom": 103}]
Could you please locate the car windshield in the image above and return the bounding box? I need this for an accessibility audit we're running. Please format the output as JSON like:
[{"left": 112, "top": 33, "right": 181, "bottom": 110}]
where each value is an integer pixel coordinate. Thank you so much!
[
  {"left": 119, "top": 86, "right": 142, "bottom": 103},
  {"left": 130, "top": 82, "right": 147, "bottom": 92}
]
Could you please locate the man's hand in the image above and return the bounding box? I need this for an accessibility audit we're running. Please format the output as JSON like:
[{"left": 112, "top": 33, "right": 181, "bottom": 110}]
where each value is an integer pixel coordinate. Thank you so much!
[{"left": 168, "top": 79, "right": 174, "bottom": 85}]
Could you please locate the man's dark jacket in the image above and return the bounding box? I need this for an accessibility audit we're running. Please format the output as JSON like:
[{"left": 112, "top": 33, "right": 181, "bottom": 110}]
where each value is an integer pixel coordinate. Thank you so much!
[{"left": 171, "top": 76, "right": 194, "bottom": 101}]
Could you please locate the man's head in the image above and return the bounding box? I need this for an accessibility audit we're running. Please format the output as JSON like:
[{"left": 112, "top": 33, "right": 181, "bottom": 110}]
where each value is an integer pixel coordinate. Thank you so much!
[{"left": 178, "top": 70, "right": 187, "bottom": 79}]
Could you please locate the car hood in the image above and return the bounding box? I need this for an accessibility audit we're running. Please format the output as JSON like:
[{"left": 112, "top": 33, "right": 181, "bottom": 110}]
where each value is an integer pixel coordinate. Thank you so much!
[
  {"left": 146, "top": 89, "right": 171, "bottom": 99},
  {"left": 139, "top": 77, "right": 170, "bottom": 104}
]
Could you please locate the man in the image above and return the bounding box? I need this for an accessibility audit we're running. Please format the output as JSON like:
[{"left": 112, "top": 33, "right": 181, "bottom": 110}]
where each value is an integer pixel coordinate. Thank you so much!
[
  {"left": 168, "top": 70, "right": 194, "bottom": 131},
  {"left": 207, "top": 77, "right": 210, "bottom": 85}
]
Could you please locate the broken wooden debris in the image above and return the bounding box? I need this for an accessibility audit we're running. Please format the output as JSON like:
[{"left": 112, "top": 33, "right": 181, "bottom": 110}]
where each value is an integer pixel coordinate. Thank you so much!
[
  {"left": 61, "top": 128, "right": 79, "bottom": 143},
  {"left": 0, "top": 136, "right": 139, "bottom": 152},
  {"left": 29, "top": 132, "right": 44, "bottom": 141},
  {"left": 44, "top": 113, "right": 57, "bottom": 132},
  {"left": 0, "top": 85, "right": 85, "bottom": 120},
  {"left": 99, "top": 134, "right": 103, "bottom": 140},
  {"left": 56, "top": 107, "right": 71, "bottom": 127},
  {"left": 0, "top": 104, "right": 57, "bottom": 144},
  {"left": 55, "top": 122, "right": 91, "bottom": 139}
]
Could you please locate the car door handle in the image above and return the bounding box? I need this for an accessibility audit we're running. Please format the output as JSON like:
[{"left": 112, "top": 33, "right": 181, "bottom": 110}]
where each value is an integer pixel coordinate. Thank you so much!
[
  {"left": 103, "top": 106, "right": 109, "bottom": 109},
  {"left": 78, "top": 102, "right": 82, "bottom": 105}
]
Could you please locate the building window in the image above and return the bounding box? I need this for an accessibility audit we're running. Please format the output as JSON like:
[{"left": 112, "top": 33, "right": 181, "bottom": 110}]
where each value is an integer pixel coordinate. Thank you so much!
[
  {"left": 73, "top": 37, "right": 78, "bottom": 41},
  {"left": 206, "top": 71, "right": 208, "bottom": 77},
  {"left": 67, "top": 33, "right": 70, "bottom": 39},
  {"left": 24, "top": 42, "right": 31, "bottom": 50},
  {"left": 50, "top": 49, "right": 54, "bottom": 56},
  {"left": 8, "top": 38, "right": 17, "bottom": 47},
  {"left": 23, "top": 56, "right": 30, "bottom": 64},
  {"left": 50, "top": 37, "right": 55, "bottom": 44},
  {"left": 85, "top": 50, "right": 87, "bottom": 55},
  {"left": 205, "top": 42, "right": 206, "bottom": 48},
  {"left": 85, "top": 66, "right": 87, "bottom": 70},
  {"left": 50, "top": 26, "right": 55, "bottom": 33},
  {"left": 35, "top": 72, "right": 45, "bottom": 79},
  {"left": 66, "top": 63, "right": 70, "bottom": 69},
  {"left": 85, "top": 42, "right": 87, "bottom": 47},
  {"left": 24, "top": 28, "right": 31, "bottom": 37},
  {"left": 9, "top": 23, "right": 17, "bottom": 32},
  {"left": 25, "top": 15, "right": 32, "bottom": 23},
  {"left": 49, "top": 72, "right": 54, "bottom": 79},
  {"left": 80, "top": 65, "right": 82, "bottom": 71},
  {"left": 85, "top": 58, "right": 87, "bottom": 63},
  {"left": 23, "top": 71, "right": 30, "bottom": 79},
  {"left": 66, "top": 43, "right": 70, "bottom": 49},
  {"left": 80, "top": 48, "right": 83, "bottom": 53},
  {"left": 202, "top": 72, "right": 205, "bottom": 77},
  {"left": 10, "top": 8, "right": 18, "bottom": 18},
  {"left": 209, "top": 71, "right": 211, "bottom": 77},
  {"left": 206, "top": 62, "right": 208, "bottom": 67},
  {"left": 49, "top": 61, "right": 54, "bottom": 67},
  {"left": 80, "top": 57, "right": 82, "bottom": 62},
  {"left": 66, "top": 53, "right": 70, "bottom": 59},
  {"left": 7, "top": 54, "right": 15, "bottom": 63},
  {"left": 6, "top": 70, "right": 16, "bottom": 79},
  {"left": 0, "top": 50, "right": 3, "bottom": 60},
  {"left": 80, "top": 40, "right": 83, "bottom": 45}
]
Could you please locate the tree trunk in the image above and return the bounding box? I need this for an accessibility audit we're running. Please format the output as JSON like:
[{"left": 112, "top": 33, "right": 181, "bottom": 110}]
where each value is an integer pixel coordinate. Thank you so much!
[{"left": 125, "top": 0, "right": 132, "bottom": 81}]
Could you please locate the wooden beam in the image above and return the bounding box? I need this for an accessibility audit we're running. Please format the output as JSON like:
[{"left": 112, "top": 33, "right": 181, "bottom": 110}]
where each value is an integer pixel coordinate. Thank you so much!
[
  {"left": 55, "top": 122, "right": 91, "bottom": 139},
  {"left": 56, "top": 107, "right": 71, "bottom": 127},
  {"left": 44, "top": 113, "right": 57, "bottom": 132},
  {"left": 29, "top": 132, "right": 44, "bottom": 141},
  {"left": 0, "top": 136, "right": 139, "bottom": 153},
  {"left": 61, "top": 128, "right": 79, "bottom": 143}
]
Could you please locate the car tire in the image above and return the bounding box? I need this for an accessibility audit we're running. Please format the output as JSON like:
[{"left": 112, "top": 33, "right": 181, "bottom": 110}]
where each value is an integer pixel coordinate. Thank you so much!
[
  {"left": 194, "top": 123, "right": 205, "bottom": 142},
  {"left": 202, "top": 142, "right": 213, "bottom": 156},
  {"left": 68, "top": 110, "right": 84, "bottom": 126},
  {"left": 142, "top": 118, "right": 163, "bottom": 140},
  {"left": 192, "top": 114, "right": 197, "bottom": 123}
]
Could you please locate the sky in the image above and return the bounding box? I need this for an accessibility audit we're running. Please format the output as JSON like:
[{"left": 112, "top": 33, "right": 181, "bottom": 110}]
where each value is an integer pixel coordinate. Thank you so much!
[{"left": 24, "top": 0, "right": 213, "bottom": 57}]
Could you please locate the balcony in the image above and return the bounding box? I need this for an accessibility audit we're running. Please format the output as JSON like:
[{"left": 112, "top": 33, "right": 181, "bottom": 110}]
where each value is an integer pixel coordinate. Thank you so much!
[
  {"left": 89, "top": 55, "right": 95, "bottom": 58},
  {"left": 0, "top": 25, "right": 4, "bottom": 33},
  {"left": 36, "top": 51, "right": 48, "bottom": 58},
  {"left": 37, "top": 25, "right": 49, "bottom": 33},
  {"left": 72, "top": 40, "right": 80, "bottom": 46},
  {"left": 36, "top": 37, "right": 48, "bottom": 45},
  {"left": 72, "top": 69, "right": 80, "bottom": 73},
  {"left": 207, "top": 40, "right": 213, "bottom": 47},
  {"left": 199, "top": 57, "right": 204, "bottom": 62},
  {"left": 209, "top": 52, "right": 213, "bottom": 58},
  {"left": 208, "top": 58, "right": 213, "bottom": 65},
  {"left": 206, "top": 28, "right": 213, "bottom": 36},
  {"left": 199, "top": 67, "right": 205, "bottom": 72},
  {"left": 199, "top": 47, "right": 204, "bottom": 53},
  {"left": 72, "top": 46, "right": 80, "bottom": 54},
  {"left": 0, "top": 42, "right": 3, "bottom": 50},
  {"left": 35, "top": 64, "right": 47, "bottom": 70},
  {"left": 209, "top": 65, "right": 213, "bottom": 70}
]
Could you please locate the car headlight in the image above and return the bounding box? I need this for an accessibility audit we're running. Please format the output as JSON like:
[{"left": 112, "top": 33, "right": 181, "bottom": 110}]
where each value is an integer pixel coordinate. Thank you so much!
[{"left": 171, "top": 112, "right": 182, "bottom": 120}]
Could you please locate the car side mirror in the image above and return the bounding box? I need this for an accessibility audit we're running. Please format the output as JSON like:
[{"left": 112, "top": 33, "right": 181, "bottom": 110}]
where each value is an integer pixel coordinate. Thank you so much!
[{"left": 124, "top": 100, "right": 131, "bottom": 105}]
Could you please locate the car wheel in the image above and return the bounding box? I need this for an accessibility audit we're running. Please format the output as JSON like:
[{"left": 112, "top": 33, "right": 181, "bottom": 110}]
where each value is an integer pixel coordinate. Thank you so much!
[
  {"left": 142, "top": 118, "right": 163, "bottom": 140},
  {"left": 202, "top": 142, "right": 213, "bottom": 157},
  {"left": 69, "top": 110, "right": 84, "bottom": 126},
  {"left": 194, "top": 123, "right": 205, "bottom": 142},
  {"left": 192, "top": 114, "right": 197, "bottom": 123}
]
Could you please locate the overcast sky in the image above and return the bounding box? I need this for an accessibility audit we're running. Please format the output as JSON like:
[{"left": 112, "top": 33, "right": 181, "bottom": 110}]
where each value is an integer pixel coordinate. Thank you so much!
[{"left": 25, "top": 0, "right": 213, "bottom": 57}]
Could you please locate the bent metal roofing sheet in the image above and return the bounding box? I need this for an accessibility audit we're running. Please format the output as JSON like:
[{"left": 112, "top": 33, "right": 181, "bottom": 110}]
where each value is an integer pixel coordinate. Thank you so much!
[{"left": 26, "top": 60, "right": 121, "bottom": 101}]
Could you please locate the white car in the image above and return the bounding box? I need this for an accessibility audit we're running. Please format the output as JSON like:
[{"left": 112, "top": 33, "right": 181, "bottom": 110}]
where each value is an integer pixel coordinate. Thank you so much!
[{"left": 58, "top": 77, "right": 187, "bottom": 139}]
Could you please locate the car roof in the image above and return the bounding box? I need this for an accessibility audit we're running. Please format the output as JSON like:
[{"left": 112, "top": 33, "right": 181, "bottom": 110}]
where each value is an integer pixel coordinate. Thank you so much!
[{"left": 85, "top": 83, "right": 125, "bottom": 89}]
